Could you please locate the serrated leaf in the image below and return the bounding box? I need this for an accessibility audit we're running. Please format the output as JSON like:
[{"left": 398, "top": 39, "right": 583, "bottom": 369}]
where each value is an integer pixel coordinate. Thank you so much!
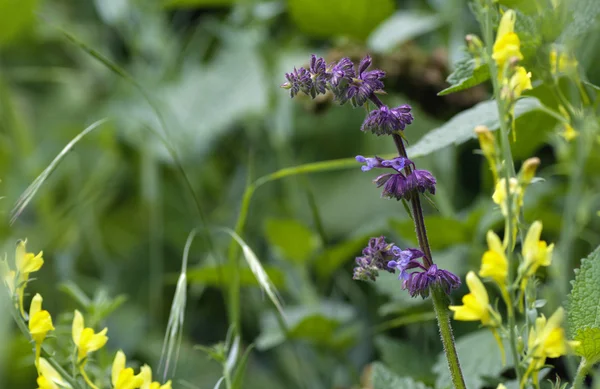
[
  {"left": 433, "top": 330, "right": 512, "bottom": 389},
  {"left": 573, "top": 328, "right": 600, "bottom": 365},
  {"left": 371, "top": 362, "right": 431, "bottom": 389},
  {"left": 264, "top": 218, "right": 320, "bottom": 264},
  {"left": 406, "top": 97, "right": 543, "bottom": 159},
  {"left": 438, "top": 59, "right": 490, "bottom": 96},
  {"left": 562, "top": 0, "right": 600, "bottom": 42},
  {"left": 567, "top": 245, "right": 600, "bottom": 363},
  {"left": 367, "top": 11, "right": 442, "bottom": 53},
  {"left": 288, "top": 0, "right": 394, "bottom": 41}
]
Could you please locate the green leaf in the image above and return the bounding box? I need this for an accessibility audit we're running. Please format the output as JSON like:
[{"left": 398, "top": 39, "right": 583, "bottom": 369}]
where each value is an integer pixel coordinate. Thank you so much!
[
  {"left": 567, "top": 245, "right": 600, "bottom": 363},
  {"left": 407, "top": 97, "right": 543, "bottom": 159},
  {"left": 0, "top": 0, "right": 38, "bottom": 47},
  {"left": 562, "top": 0, "right": 600, "bottom": 42},
  {"left": 375, "top": 336, "right": 435, "bottom": 382},
  {"left": 264, "top": 218, "right": 320, "bottom": 264},
  {"left": 367, "top": 11, "right": 442, "bottom": 53},
  {"left": 256, "top": 302, "right": 356, "bottom": 350},
  {"left": 314, "top": 234, "right": 373, "bottom": 278},
  {"left": 496, "top": 0, "right": 539, "bottom": 15},
  {"left": 433, "top": 330, "right": 512, "bottom": 389},
  {"left": 288, "top": 0, "right": 394, "bottom": 41},
  {"left": 389, "top": 216, "right": 471, "bottom": 250},
  {"left": 438, "top": 58, "right": 490, "bottom": 96},
  {"left": 371, "top": 362, "right": 431, "bottom": 389},
  {"left": 187, "top": 265, "right": 286, "bottom": 289},
  {"left": 231, "top": 344, "right": 255, "bottom": 389}
]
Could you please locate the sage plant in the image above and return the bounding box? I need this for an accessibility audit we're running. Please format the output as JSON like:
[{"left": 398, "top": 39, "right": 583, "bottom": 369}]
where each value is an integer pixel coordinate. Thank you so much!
[{"left": 282, "top": 55, "right": 467, "bottom": 388}]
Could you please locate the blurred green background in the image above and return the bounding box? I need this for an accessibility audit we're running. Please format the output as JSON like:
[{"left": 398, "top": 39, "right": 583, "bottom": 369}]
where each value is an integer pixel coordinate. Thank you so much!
[{"left": 2, "top": 0, "right": 600, "bottom": 388}]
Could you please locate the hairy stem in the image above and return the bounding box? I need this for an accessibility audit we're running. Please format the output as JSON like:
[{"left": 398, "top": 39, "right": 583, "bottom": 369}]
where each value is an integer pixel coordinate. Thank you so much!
[
  {"left": 573, "top": 358, "right": 590, "bottom": 389},
  {"left": 369, "top": 95, "right": 466, "bottom": 389}
]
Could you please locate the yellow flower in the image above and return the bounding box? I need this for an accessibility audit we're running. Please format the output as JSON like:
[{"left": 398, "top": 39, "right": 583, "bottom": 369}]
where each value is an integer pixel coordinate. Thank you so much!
[
  {"left": 14, "top": 240, "right": 44, "bottom": 316},
  {"left": 36, "top": 357, "right": 72, "bottom": 389},
  {"left": 550, "top": 49, "right": 578, "bottom": 74},
  {"left": 520, "top": 221, "right": 553, "bottom": 283},
  {"left": 475, "top": 125, "right": 498, "bottom": 182},
  {"left": 479, "top": 231, "right": 508, "bottom": 287},
  {"left": 141, "top": 364, "right": 172, "bottom": 389},
  {"left": 508, "top": 66, "right": 532, "bottom": 99},
  {"left": 492, "top": 177, "right": 522, "bottom": 216},
  {"left": 449, "top": 271, "right": 499, "bottom": 326},
  {"left": 29, "top": 293, "right": 55, "bottom": 367},
  {"left": 492, "top": 10, "right": 523, "bottom": 70},
  {"left": 112, "top": 350, "right": 145, "bottom": 389},
  {"left": 72, "top": 310, "right": 108, "bottom": 362},
  {"left": 561, "top": 123, "right": 578, "bottom": 141},
  {"left": 0, "top": 259, "right": 16, "bottom": 295},
  {"left": 526, "top": 308, "right": 578, "bottom": 373}
]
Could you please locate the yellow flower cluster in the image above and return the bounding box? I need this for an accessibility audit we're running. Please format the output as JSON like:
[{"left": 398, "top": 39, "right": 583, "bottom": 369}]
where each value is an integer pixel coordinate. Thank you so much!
[{"left": 1, "top": 239, "right": 174, "bottom": 389}]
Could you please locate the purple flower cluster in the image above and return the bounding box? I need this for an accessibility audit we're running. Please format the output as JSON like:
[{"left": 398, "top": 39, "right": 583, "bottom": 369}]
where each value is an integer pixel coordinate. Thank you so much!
[
  {"left": 282, "top": 55, "right": 386, "bottom": 108},
  {"left": 356, "top": 156, "right": 436, "bottom": 200},
  {"left": 361, "top": 105, "right": 414, "bottom": 135},
  {"left": 352, "top": 236, "right": 423, "bottom": 282},
  {"left": 353, "top": 236, "right": 460, "bottom": 299}
]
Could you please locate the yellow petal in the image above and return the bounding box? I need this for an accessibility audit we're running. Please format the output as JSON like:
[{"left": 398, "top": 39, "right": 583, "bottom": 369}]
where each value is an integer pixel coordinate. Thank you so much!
[
  {"left": 466, "top": 271, "right": 489, "bottom": 307},
  {"left": 15, "top": 239, "right": 27, "bottom": 271},
  {"left": 29, "top": 293, "right": 43, "bottom": 319},
  {"left": 38, "top": 358, "right": 72, "bottom": 389},
  {"left": 158, "top": 381, "right": 172, "bottom": 389},
  {"left": 72, "top": 310, "right": 84, "bottom": 346},
  {"left": 21, "top": 251, "right": 44, "bottom": 274},
  {"left": 496, "top": 10, "right": 516, "bottom": 41},
  {"left": 114, "top": 367, "right": 145, "bottom": 389},
  {"left": 141, "top": 365, "right": 153, "bottom": 389},
  {"left": 112, "top": 350, "right": 127, "bottom": 386},
  {"left": 77, "top": 327, "right": 108, "bottom": 360},
  {"left": 480, "top": 251, "right": 508, "bottom": 285},
  {"left": 37, "top": 376, "right": 57, "bottom": 389},
  {"left": 450, "top": 295, "right": 486, "bottom": 322},
  {"left": 29, "top": 310, "right": 54, "bottom": 344}
]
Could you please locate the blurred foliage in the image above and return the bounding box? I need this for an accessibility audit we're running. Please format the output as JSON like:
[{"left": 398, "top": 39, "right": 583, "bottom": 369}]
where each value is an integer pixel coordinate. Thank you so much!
[{"left": 1, "top": 0, "right": 600, "bottom": 388}]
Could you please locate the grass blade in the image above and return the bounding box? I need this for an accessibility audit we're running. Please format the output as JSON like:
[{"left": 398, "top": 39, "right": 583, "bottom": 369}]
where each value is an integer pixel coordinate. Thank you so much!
[{"left": 10, "top": 118, "right": 108, "bottom": 224}]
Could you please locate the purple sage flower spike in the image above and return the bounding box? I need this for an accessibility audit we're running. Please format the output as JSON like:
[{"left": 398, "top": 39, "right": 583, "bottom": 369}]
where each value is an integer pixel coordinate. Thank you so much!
[
  {"left": 308, "top": 55, "right": 331, "bottom": 98},
  {"left": 283, "top": 67, "right": 312, "bottom": 98},
  {"left": 361, "top": 105, "right": 414, "bottom": 135},
  {"left": 406, "top": 169, "right": 437, "bottom": 195},
  {"left": 329, "top": 57, "right": 355, "bottom": 87},
  {"left": 403, "top": 265, "right": 461, "bottom": 298},
  {"left": 353, "top": 236, "right": 402, "bottom": 281}
]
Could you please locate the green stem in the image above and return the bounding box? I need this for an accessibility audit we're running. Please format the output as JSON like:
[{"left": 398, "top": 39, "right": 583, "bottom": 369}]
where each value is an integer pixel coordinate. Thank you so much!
[
  {"left": 431, "top": 287, "right": 467, "bottom": 389},
  {"left": 573, "top": 358, "right": 590, "bottom": 389}
]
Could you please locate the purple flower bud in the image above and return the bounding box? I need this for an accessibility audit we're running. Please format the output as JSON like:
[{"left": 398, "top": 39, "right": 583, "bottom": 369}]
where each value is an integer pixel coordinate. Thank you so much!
[
  {"left": 329, "top": 57, "right": 355, "bottom": 87},
  {"left": 361, "top": 104, "right": 413, "bottom": 135},
  {"left": 353, "top": 236, "right": 408, "bottom": 281},
  {"left": 374, "top": 173, "right": 410, "bottom": 201},
  {"left": 308, "top": 55, "right": 331, "bottom": 98},
  {"left": 387, "top": 248, "right": 425, "bottom": 280},
  {"left": 403, "top": 265, "right": 461, "bottom": 298},
  {"left": 346, "top": 55, "right": 385, "bottom": 107},
  {"left": 284, "top": 67, "right": 312, "bottom": 98},
  {"left": 406, "top": 169, "right": 437, "bottom": 195}
]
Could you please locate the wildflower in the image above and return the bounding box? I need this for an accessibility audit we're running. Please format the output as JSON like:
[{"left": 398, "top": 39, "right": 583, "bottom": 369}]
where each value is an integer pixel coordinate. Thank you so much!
[
  {"left": 475, "top": 125, "right": 498, "bottom": 182},
  {"left": 112, "top": 350, "right": 145, "bottom": 389},
  {"left": 355, "top": 155, "right": 386, "bottom": 171},
  {"left": 406, "top": 170, "right": 437, "bottom": 195},
  {"left": 15, "top": 239, "right": 44, "bottom": 316},
  {"left": 449, "top": 271, "right": 500, "bottom": 326},
  {"left": 508, "top": 66, "right": 532, "bottom": 99},
  {"left": 29, "top": 293, "right": 54, "bottom": 367},
  {"left": 479, "top": 230, "right": 508, "bottom": 289},
  {"left": 72, "top": 310, "right": 108, "bottom": 362},
  {"left": 387, "top": 248, "right": 426, "bottom": 280},
  {"left": 360, "top": 104, "right": 414, "bottom": 135},
  {"left": 36, "top": 358, "right": 71, "bottom": 389},
  {"left": 308, "top": 55, "right": 330, "bottom": 97},
  {"left": 492, "top": 177, "right": 522, "bottom": 217},
  {"left": 550, "top": 48, "right": 578, "bottom": 75},
  {"left": 353, "top": 236, "right": 422, "bottom": 281},
  {"left": 329, "top": 57, "right": 355, "bottom": 87},
  {"left": 1, "top": 259, "right": 16, "bottom": 295},
  {"left": 140, "top": 364, "right": 173, "bottom": 389},
  {"left": 403, "top": 264, "right": 461, "bottom": 298},
  {"left": 561, "top": 123, "right": 578, "bottom": 141},
  {"left": 519, "top": 221, "right": 553, "bottom": 290},
  {"left": 524, "top": 308, "right": 578, "bottom": 384},
  {"left": 519, "top": 157, "right": 540, "bottom": 186},
  {"left": 492, "top": 10, "right": 523, "bottom": 71},
  {"left": 283, "top": 67, "right": 312, "bottom": 98},
  {"left": 346, "top": 55, "right": 385, "bottom": 107}
]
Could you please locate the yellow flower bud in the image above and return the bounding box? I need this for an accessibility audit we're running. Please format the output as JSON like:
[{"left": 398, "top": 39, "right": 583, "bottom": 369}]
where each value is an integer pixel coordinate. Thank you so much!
[
  {"left": 492, "top": 11, "right": 523, "bottom": 70},
  {"left": 479, "top": 230, "right": 508, "bottom": 288},
  {"left": 29, "top": 293, "right": 54, "bottom": 367},
  {"left": 509, "top": 66, "right": 532, "bottom": 99},
  {"left": 519, "top": 157, "right": 540, "bottom": 186}
]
